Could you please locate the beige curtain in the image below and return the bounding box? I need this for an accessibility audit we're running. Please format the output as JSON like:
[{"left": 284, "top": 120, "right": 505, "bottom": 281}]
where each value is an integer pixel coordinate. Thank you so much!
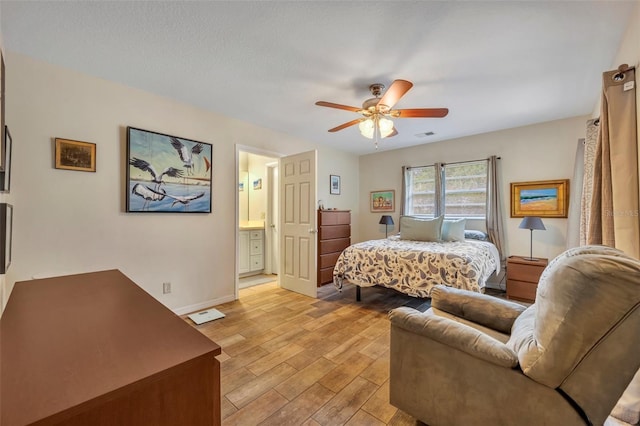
[
  {"left": 580, "top": 119, "right": 599, "bottom": 245},
  {"left": 486, "top": 156, "right": 505, "bottom": 260},
  {"left": 588, "top": 67, "right": 639, "bottom": 258},
  {"left": 567, "top": 139, "right": 585, "bottom": 248}
]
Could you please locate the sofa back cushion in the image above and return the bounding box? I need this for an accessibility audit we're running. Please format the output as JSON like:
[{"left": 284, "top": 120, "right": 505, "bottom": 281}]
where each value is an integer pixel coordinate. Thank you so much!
[{"left": 507, "top": 245, "right": 640, "bottom": 388}]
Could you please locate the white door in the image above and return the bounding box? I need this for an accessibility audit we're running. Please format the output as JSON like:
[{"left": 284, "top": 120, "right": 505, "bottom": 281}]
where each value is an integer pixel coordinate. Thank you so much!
[{"left": 280, "top": 150, "right": 317, "bottom": 297}]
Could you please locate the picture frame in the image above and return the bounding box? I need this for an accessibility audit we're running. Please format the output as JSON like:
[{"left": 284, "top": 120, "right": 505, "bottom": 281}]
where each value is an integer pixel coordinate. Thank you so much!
[
  {"left": 127, "top": 127, "right": 213, "bottom": 213},
  {"left": 55, "top": 138, "right": 96, "bottom": 172},
  {"left": 253, "top": 178, "right": 262, "bottom": 190},
  {"left": 0, "top": 53, "right": 5, "bottom": 173},
  {"left": 0, "top": 126, "right": 11, "bottom": 192},
  {"left": 1, "top": 203, "right": 13, "bottom": 274},
  {"left": 510, "top": 179, "right": 569, "bottom": 218},
  {"left": 238, "top": 182, "right": 244, "bottom": 192},
  {"left": 330, "top": 175, "right": 341, "bottom": 195},
  {"left": 370, "top": 190, "right": 395, "bottom": 212}
]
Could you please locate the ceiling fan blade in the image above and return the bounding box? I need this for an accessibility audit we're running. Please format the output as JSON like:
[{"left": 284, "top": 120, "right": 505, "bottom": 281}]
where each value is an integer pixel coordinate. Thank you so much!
[
  {"left": 315, "top": 101, "right": 361, "bottom": 112},
  {"left": 396, "top": 108, "right": 449, "bottom": 118},
  {"left": 377, "top": 80, "right": 413, "bottom": 109},
  {"left": 328, "top": 119, "right": 362, "bottom": 132}
]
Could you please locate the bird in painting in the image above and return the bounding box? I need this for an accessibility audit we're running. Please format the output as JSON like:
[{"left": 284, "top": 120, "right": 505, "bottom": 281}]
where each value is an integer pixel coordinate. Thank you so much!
[
  {"left": 131, "top": 183, "right": 166, "bottom": 211},
  {"left": 145, "top": 186, "right": 205, "bottom": 211},
  {"left": 170, "top": 137, "right": 204, "bottom": 175},
  {"left": 129, "top": 157, "right": 183, "bottom": 189}
]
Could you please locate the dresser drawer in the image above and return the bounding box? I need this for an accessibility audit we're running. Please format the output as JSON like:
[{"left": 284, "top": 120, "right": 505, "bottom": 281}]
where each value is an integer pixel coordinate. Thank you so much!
[
  {"left": 318, "top": 225, "right": 350, "bottom": 240},
  {"left": 319, "top": 237, "right": 350, "bottom": 255},
  {"left": 318, "top": 267, "right": 335, "bottom": 285},
  {"left": 250, "top": 255, "right": 264, "bottom": 271},
  {"left": 508, "top": 262, "right": 544, "bottom": 283},
  {"left": 318, "top": 211, "right": 351, "bottom": 226},
  {"left": 319, "top": 252, "right": 342, "bottom": 269},
  {"left": 507, "top": 279, "right": 537, "bottom": 302},
  {"left": 250, "top": 240, "right": 263, "bottom": 255},
  {"left": 250, "top": 231, "right": 263, "bottom": 240}
]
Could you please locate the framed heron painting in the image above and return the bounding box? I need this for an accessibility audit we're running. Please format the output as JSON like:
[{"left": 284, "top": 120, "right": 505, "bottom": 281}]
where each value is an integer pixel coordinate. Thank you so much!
[{"left": 126, "top": 127, "right": 213, "bottom": 213}]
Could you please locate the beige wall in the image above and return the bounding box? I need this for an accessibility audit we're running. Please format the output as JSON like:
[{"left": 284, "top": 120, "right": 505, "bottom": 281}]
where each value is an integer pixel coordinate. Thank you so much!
[
  {"left": 2, "top": 52, "right": 360, "bottom": 312},
  {"left": 359, "top": 116, "right": 588, "bottom": 261}
]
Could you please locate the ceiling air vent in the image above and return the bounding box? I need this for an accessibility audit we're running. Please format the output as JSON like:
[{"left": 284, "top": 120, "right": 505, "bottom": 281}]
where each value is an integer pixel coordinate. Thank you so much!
[{"left": 415, "top": 132, "right": 435, "bottom": 138}]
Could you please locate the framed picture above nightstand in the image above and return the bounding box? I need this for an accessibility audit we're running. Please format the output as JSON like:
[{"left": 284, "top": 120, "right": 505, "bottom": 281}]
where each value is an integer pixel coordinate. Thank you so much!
[{"left": 506, "top": 256, "right": 548, "bottom": 303}]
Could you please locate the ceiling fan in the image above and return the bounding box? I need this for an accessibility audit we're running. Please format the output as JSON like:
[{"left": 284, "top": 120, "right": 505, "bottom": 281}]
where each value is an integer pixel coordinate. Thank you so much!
[{"left": 315, "top": 79, "right": 448, "bottom": 148}]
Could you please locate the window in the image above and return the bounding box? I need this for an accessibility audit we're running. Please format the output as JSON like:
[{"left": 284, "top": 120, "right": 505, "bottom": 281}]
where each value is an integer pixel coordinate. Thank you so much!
[
  {"left": 404, "top": 160, "right": 487, "bottom": 219},
  {"left": 404, "top": 165, "right": 438, "bottom": 216}
]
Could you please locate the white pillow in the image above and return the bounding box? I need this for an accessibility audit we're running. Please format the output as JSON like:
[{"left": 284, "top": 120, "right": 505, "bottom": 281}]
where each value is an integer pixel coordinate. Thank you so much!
[
  {"left": 442, "top": 219, "right": 466, "bottom": 242},
  {"left": 400, "top": 216, "right": 443, "bottom": 241}
]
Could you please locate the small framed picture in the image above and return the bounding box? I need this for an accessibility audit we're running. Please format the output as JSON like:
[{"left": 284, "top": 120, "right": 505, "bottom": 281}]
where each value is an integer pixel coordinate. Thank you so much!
[
  {"left": 253, "top": 178, "right": 262, "bottom": 190},
  {"left": 371, "top": 190, "right": 395, "bottom": 212},
  {"left": 55, "top": 138, "right": 96, "bottom": 172},
  {"left": 0, "top": 126, "right": 11, "bottom": 192},
  {"left": 1, "top": 203, "right": 13, "bottom": 274},
  {"left": 330, "top": 175, "right": 341, "bottom": 195}
]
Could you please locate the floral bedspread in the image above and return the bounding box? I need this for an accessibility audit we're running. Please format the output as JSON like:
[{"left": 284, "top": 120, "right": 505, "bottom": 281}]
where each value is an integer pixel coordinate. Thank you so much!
[{"left": 333, "top": 236, "right": 500, "bottom": 298}]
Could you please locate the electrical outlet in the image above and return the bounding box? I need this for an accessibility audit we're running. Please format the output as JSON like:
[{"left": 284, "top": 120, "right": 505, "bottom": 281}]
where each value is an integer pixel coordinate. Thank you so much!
[{"left": 163, "top": 282, "right": 171, "bottom": 294}]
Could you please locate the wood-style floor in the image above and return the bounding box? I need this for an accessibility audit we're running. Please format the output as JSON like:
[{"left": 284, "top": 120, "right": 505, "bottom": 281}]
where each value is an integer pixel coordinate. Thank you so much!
[{"left": 186, "top": 281, "right": 438, "bottom": 426}]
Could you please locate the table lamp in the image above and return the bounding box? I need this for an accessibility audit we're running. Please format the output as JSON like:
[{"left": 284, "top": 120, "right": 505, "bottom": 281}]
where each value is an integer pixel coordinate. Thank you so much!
[
  {"left": 519, "top": 216, "right": 546, "bottom": 260},
  {"left": 379, "top": 215, "right": 394, "bottom": 238}
]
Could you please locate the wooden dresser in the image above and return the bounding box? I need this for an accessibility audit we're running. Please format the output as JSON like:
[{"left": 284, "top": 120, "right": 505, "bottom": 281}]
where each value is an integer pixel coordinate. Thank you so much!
[
  {"left": 506, "top": 256, "right": 548, "bottom": 303},
  {"left": 318, "top": 209, "right": 351, "bottom": 286},
  {"left": 0, "top": 269, "right": 221, "bottom": 426}
]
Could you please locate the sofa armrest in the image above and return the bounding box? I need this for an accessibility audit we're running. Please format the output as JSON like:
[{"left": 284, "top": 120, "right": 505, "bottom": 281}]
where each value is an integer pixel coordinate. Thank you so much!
[
  {"left": 389, "top": 307, "right": 518, "bottom": 368},
  {"left": 431, "top": 286, "right": 527, "bottom": 334}
]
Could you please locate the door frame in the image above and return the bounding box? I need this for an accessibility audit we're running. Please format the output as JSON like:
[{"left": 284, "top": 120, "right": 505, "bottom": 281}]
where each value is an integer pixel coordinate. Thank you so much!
[
  {"left": 235, "top": 144, "right": 283, "bottom": 300},
  {"left": 264, "top": 161, "right": 279, "bottom": 275}
]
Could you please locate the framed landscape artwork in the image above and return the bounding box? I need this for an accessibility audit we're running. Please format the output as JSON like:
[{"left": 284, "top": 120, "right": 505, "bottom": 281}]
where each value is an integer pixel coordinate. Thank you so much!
[
  {"left": 371, "top": 190, "right": 395, "bottom": 212},
  {"left": 511, "top": 179, "right": 569, "bottom": 218},
  {"left": 126, "top": 127, "right": 212, "bottom": 213},
  {"left": 55, "top": 138, "right": 96, "bottom": 172}
]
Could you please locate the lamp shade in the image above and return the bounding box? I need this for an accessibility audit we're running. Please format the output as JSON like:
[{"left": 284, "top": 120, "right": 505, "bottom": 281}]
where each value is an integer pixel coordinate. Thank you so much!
[
  {"left": 379, "top": 215, "right": 394, "bottom": 225},
  {"left": 519, "top": 216, "right": 546, "bottom": 231}
]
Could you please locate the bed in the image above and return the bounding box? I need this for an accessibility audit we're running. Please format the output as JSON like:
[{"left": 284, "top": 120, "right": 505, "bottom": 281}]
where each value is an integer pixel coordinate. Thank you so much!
[{"left": 333, "top": 234, "right": 500, "bottom": 300}]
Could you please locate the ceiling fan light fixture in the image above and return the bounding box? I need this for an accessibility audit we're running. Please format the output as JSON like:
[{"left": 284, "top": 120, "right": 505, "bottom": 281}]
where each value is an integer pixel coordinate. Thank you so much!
[
  {"left": 358, "top": 116, "right": 394, "bottom": 139},
  {"left": 358, "top": 118, "right": 375, "bottom": 139},
  {"left": 378, "top": 117, "right": 394, "bottom": 138}
]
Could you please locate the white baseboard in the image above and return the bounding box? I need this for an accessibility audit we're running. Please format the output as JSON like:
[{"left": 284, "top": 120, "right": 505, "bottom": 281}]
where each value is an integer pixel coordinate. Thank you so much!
[{"left": 173, "top": 294, "right": 236, "bottom": 316}]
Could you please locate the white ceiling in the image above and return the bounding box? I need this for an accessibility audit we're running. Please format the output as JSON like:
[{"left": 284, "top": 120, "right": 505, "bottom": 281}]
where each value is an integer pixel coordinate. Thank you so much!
[{"left": 0, "top": 1, "right": 635, "bottom": 155}]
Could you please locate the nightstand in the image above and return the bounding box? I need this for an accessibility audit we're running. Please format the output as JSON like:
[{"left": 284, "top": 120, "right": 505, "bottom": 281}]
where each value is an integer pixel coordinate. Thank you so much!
[{"left": 506, "top": 256, "right": 548, "bottom": 303}]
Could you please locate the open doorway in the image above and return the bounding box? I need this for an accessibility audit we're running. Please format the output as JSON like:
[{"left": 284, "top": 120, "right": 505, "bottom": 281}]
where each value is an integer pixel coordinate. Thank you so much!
[{"left": 236, "top": 146, "right": 281, "bottom": 297}]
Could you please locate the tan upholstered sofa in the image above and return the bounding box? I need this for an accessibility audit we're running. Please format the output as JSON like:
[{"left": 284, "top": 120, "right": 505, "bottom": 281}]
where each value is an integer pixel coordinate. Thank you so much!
[{"left": 389, "top": 246, "right": 640, "bottom": 426}]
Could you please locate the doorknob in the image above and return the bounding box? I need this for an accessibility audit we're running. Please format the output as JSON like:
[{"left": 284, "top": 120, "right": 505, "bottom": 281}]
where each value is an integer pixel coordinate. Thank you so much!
[
  {"left": 308, "top": 229, "right": 317, "bottom": 234},
  {"left": 270, "top": 224, "right": 276, "bottom": 228}
]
